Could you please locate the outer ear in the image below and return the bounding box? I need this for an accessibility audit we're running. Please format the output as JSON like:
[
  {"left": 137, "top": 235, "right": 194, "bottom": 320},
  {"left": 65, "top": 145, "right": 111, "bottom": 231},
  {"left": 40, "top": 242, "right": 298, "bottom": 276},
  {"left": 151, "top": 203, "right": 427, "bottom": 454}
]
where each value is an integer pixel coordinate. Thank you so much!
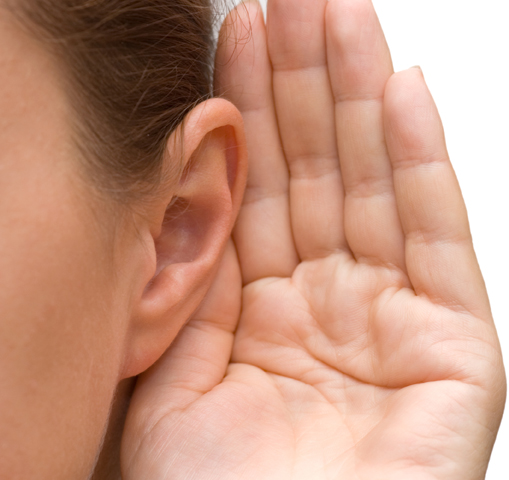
[{"left": 121, "top": 98, "right": 247, "bottom": 378}]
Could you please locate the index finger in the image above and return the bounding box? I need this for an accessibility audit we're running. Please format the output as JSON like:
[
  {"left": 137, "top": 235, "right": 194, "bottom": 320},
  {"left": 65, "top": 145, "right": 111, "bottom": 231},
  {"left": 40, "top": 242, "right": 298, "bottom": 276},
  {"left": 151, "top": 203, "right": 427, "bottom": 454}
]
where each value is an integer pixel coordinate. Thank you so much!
[{"left": 214, "top": 1, "right": 299, "bottom": 284}]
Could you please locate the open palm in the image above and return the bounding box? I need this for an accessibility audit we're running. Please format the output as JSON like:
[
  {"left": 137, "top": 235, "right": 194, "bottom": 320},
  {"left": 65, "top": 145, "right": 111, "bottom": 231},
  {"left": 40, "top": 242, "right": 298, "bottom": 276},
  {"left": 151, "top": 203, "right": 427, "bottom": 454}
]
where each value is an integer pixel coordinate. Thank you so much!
[{"left": 121, "top": 0, "right": 505, "bottom": 478}]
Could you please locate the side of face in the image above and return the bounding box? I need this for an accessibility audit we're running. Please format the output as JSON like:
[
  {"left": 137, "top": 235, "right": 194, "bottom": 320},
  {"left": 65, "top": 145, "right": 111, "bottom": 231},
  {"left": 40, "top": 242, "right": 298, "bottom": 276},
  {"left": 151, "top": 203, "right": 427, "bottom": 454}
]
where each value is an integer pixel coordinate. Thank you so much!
[
  {"left": 0, "top": 10, "right": 136, "bottom": 478},
  {"left": 0, "top": 6, "right": 247, "bottom": 478}
]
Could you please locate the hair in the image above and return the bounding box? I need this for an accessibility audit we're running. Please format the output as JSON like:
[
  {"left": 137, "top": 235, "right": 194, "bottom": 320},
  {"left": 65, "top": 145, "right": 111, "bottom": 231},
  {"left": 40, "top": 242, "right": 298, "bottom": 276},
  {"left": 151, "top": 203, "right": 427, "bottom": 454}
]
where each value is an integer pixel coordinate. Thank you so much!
[{"left": 9, "top": 0, "right": 220, "bottom": 202}]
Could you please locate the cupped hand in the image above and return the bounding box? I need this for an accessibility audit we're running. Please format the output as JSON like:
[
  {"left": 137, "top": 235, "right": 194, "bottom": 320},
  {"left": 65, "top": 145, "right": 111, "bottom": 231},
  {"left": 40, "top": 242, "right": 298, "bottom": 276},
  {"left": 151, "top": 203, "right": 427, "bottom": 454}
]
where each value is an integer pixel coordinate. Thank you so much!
[{"left": 121, "top": 0, "right": 506, "bottom": 478}]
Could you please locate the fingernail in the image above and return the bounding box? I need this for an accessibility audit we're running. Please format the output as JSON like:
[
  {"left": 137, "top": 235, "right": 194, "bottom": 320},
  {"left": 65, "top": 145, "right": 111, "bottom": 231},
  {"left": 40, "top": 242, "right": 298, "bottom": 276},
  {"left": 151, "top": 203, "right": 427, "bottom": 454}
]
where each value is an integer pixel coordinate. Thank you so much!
[{"left": 411, "top": 65, "right": 422, "bottom": 71}]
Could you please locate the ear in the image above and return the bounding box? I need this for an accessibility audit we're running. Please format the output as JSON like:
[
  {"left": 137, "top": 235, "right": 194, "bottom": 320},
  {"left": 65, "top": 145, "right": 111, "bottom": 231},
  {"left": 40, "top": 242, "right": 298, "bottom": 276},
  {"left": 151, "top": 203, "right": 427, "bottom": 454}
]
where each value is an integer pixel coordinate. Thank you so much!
[{"left": 121, "top": 98, "right": 247, "bottom": 378}]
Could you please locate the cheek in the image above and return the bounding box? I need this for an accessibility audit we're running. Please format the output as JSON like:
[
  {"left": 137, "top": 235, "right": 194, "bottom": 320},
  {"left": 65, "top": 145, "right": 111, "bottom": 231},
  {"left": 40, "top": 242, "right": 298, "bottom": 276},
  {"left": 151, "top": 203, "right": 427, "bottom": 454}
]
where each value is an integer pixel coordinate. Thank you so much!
[
  {"left": 0, "top": 171, "right": 126, "bottom": 478},
  {"left": 0, "top": 13, "right": 131, "bottom": 476}
]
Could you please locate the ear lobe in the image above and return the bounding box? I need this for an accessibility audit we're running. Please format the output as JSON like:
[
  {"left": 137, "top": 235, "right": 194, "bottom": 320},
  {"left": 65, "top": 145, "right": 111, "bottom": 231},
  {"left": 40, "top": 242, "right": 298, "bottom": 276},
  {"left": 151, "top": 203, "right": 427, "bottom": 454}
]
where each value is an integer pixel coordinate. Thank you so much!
[{"left": 121, "top": 99, "right": 247, "bottom": 378}]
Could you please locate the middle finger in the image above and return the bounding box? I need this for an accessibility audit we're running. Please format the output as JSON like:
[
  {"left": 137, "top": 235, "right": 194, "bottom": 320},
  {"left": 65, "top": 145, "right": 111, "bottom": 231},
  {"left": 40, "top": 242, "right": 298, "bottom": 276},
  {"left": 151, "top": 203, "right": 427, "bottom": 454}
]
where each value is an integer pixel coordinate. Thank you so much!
[{"left": 268, "top": 0, "right": 347, "bottom": 260}]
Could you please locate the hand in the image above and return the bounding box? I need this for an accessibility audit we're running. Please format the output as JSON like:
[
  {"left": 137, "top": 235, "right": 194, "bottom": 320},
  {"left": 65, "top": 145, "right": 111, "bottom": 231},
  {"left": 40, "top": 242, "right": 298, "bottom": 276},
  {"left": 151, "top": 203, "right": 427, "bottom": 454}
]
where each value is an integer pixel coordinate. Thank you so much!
[{"left": 120, "top": 0, "right": 506, "bottom": 478}]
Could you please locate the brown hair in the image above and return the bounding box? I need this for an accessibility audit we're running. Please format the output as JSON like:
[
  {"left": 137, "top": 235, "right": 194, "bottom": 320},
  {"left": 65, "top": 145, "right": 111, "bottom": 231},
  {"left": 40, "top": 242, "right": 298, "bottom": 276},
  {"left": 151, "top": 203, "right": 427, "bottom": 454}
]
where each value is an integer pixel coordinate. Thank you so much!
[{"left": 9, "top": 0, "right": 218, "bottom": 201}]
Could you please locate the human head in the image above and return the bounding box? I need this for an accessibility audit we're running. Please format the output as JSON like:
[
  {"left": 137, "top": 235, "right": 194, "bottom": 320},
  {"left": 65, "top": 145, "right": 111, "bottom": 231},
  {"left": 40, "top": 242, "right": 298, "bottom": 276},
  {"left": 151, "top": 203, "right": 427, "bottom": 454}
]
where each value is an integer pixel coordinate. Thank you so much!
[{"left": 0, "top": 0, "right": 246, "bottom": 478}]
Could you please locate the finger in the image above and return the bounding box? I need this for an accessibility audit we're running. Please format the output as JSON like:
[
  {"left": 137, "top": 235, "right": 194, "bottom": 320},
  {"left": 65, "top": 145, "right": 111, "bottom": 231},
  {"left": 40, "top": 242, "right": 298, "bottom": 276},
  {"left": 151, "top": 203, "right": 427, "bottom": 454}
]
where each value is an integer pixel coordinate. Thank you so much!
[
  {"left": 326, "top": 0, "right": 406, "bottom": 270},
  {"left": 215, "top": 1, "right": 299, "bottom": 284},
  {"left": 384, "top": 68, "right": 489, "bottom": 314},
  {"left": 267, "top": 0, "right": 347, "bottom": 259},
  {"left": 130, "top": 240, "right": 241, "bottom": 412}
]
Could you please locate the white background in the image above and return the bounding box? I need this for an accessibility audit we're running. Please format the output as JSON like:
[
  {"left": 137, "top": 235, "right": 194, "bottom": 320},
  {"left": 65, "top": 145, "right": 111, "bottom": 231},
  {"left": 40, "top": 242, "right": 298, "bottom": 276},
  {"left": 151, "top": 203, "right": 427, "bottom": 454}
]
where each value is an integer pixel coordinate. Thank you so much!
[{"left": 254, "top": 0, "right": 508, "bottom": 477}]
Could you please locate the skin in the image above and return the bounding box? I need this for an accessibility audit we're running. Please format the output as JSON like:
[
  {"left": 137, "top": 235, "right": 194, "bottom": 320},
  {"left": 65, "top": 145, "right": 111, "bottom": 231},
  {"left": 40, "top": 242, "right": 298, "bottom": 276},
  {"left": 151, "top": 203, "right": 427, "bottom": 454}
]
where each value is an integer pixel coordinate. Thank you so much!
[
  {"left": 119, "top": 0, "right": 506, "bottom": 479},
  {"left": 0, "top": 0, "right": 504, "bottom": 479},
  {"left": 0, "top": 7, "right": 247, "bottom": 479}
]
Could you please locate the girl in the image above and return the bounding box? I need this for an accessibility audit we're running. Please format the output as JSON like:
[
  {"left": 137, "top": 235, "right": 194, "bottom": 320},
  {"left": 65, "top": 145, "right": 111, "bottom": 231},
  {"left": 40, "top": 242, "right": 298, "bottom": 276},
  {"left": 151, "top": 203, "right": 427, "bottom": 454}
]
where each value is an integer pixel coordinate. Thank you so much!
[{"left": 0, "top": 0, "right": 504, "bottom": 478}]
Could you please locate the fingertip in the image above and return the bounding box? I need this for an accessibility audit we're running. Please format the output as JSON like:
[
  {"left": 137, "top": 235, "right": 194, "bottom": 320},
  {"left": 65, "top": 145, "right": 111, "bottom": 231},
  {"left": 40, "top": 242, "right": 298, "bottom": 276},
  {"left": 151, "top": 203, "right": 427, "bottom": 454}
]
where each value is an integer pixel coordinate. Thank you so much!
[
  {"left": 236, "top": 0, "right": 264, "bottom": 25},
  {"left": 384, "top": 67, "right": 439, "bottom": 156},
  {"left": 385, "top": 66, "right": 426, "bottom": 100},
  {"left": 384, "top": 66, "right": 449, "bottom": 185},
  {"left": 214, "top": 0, "right": 266, "bottom": 96},
  {"left": 217, "top": 0, "right": 264, "bottom": 56},
  {"left": 325, "top": 0, "right": 392, "bottom": 98},
  {"left": 326, "top": 0, "right": 375, "bottom": 18},
  {"left": 222, "top": 0, "right": 264, "bottom": 37},
  {"left": 326, "top": 0, "right": 378, "bottom": 39}
]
